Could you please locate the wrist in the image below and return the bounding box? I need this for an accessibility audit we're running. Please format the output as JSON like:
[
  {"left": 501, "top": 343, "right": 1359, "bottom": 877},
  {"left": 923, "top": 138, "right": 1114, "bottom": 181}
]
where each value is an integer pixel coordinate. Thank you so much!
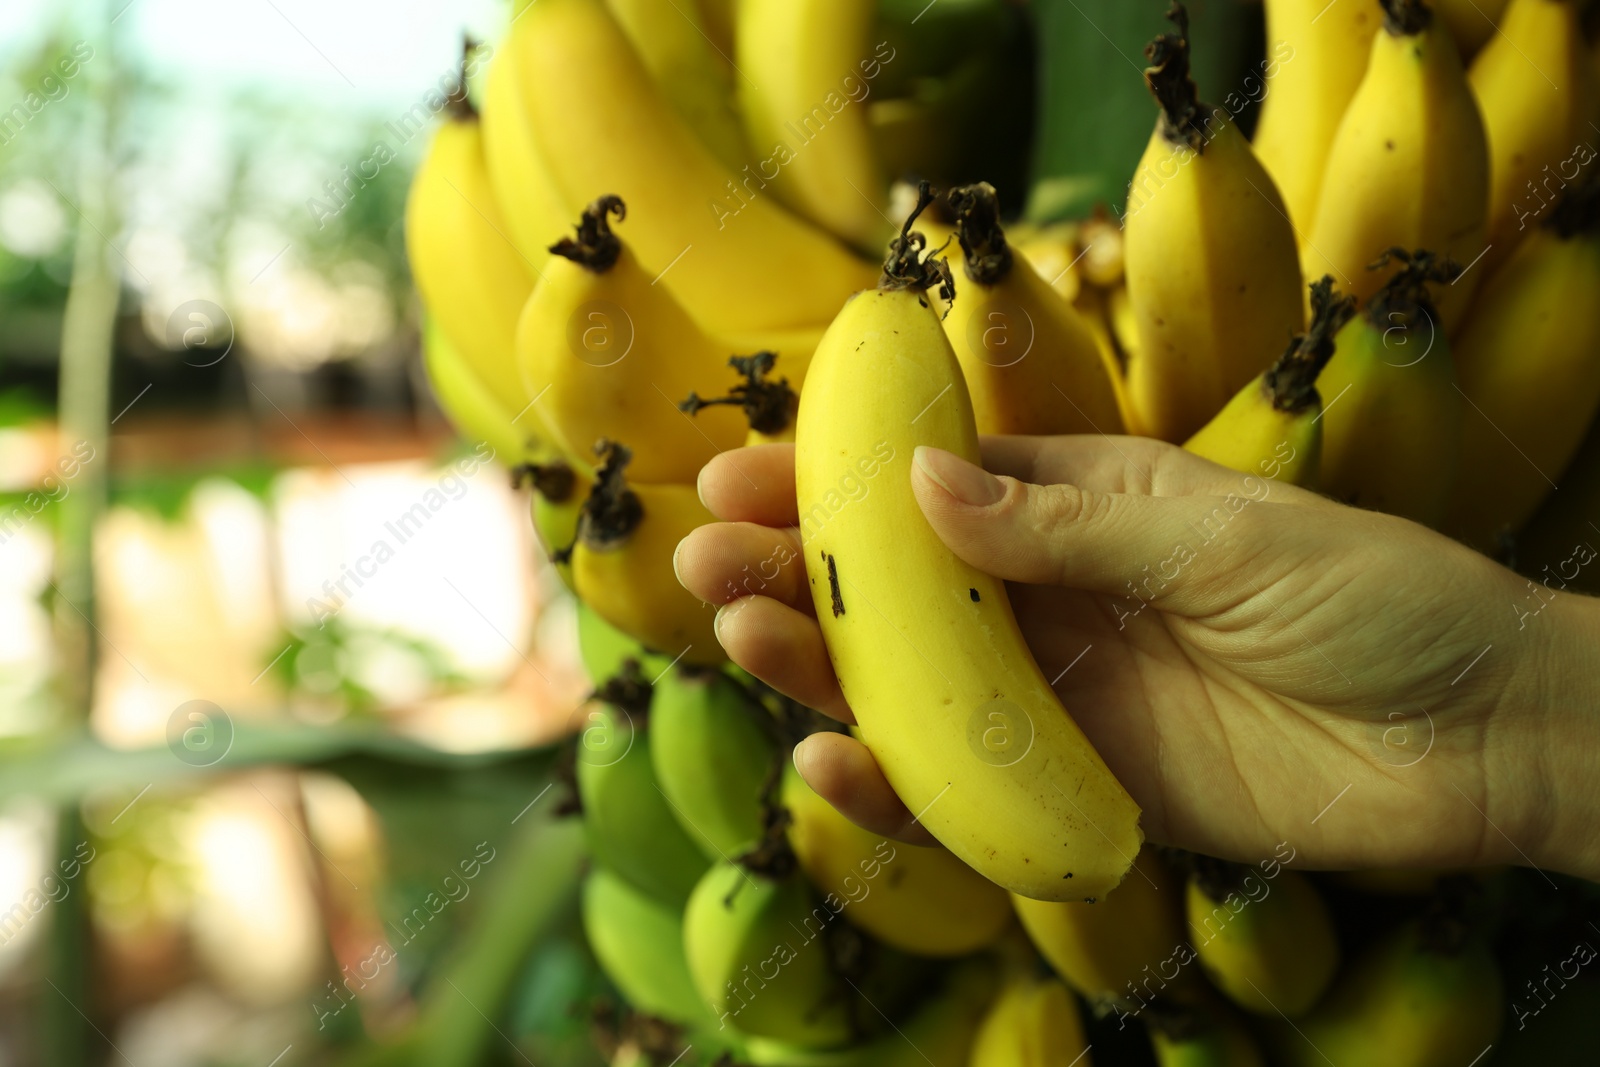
[{"left": 1522, "top": 589, "right": 1600, "bottom": 882}]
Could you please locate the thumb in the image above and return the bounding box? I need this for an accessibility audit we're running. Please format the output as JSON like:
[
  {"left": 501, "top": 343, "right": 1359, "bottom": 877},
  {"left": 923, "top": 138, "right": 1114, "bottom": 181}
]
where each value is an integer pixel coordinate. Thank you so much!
[{"left": 911, "top": 445, "right": 1267, "bottom": 614}]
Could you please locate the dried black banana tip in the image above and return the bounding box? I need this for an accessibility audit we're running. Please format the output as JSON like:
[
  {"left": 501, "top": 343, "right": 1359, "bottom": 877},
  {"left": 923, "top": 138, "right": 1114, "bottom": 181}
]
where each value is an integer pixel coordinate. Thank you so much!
[
  {"left": 549, "top": 195, "right": 626, "bottom": 271},
  {"left": 1266, "top": 275, "right": 1357, "bottom": 414},
  {"left": 574, "top": 439, "right": 643, "bottom": 552},
  {"left": 591, "top": 657, "right": 652, "bottom": 718},
  {"left": 510, "top": 460, "right": 578, "bottom": 502},
  {"left": 1379, "top": 0, "right": 1432, "bottom": 37},
  {"left": 880, "top": 180, "right": 956, "bottom": 304},
  {"left": 947, "top": 182, "right": 1014, "bottom": 285},
  {"left": 679, "top": 351, "right": 797, "bottom": 436},
  {"left": 446, "top": 36, "right": 480, "bottom": 121},
  {"left": 1144, "top": 2, "right": 1208, "bottom": 152},
  {"left": 1364, "top": 247, "right": 1461, "bottom": 331}
]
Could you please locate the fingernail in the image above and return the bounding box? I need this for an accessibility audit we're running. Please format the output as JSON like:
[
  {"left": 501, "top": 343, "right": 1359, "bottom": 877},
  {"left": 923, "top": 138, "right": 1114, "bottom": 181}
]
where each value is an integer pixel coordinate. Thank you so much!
[
  {"left": 914, "top": 446, "right": 1004, "bottom": 506},
  {"left": 672, "top": 536, "right": 688, "bottom": 587},
  {"left": 713, "top": 602, "right": 730, "bottom": 639},
  {"left": 792, "top": 735, "right": 810, "bottom": 778}
]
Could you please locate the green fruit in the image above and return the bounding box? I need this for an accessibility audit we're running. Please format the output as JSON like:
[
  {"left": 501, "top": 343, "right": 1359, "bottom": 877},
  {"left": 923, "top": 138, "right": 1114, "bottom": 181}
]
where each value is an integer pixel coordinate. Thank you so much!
[
  {"left": 582, "top": 866, "right": 714, "bottom": 1027},
  {"left": 575, "top": 602, "right": 669, "bottom": 685}
]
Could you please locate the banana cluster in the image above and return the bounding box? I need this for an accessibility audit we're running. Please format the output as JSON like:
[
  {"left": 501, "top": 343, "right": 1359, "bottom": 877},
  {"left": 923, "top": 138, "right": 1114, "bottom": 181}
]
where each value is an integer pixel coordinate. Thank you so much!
[{"left": 404, "top": 0, "right": 1597, "bottom": 1062}]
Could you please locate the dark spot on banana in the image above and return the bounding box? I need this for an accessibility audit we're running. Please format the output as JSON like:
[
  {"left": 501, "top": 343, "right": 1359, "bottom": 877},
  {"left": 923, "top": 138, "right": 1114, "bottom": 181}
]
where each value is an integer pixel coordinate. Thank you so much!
[
  {"left": 969, "top": 587, "right": 980, "bottom": 602},
  {"left": 826, "top": 553, "right": 845, "bottom": 617}
]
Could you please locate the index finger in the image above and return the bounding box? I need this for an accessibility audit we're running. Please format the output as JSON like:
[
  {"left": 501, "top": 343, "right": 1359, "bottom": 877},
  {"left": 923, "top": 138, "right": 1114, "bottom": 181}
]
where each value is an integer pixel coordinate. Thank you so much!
[{"left": 697, "top": 443, "right": 798, "bottom": 526}]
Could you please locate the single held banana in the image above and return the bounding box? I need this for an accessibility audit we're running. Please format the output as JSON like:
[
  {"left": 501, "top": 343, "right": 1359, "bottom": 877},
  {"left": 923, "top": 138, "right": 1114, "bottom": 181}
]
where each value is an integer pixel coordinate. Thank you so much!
[
  {"left": 1279, "top": 920, "right": 1504, "bottom": 1067},
  {"left": 734, "top": 0, "right": 892, "bottom": 252},
  {"left": 650, "top": 668, "right": 778, "bottom": 859},
  {"left": 421, "top": 317, "right": 541, "bottom": 465},
  {"left": 574, "top": 664, "right": 710, "bottom": 905},
  {"left": 1123, "top": 4, "right": 1304, "bottom": 442},
  {"left": 1302, "top": 0, "right": 1489, "bottom": 331},
  {"left": 405, "top": 62, "right": 536, "bottom": 411},
  {"left": 781, "top": 760, "right": 1013, "bottom": 958},
  {"left": 680, "top": 351, "right": 802, "bottom": 445},
  {"left": 606, "top": 0, "right": 749, "bottom": 172},
  {"left": 795, "top": 185, "right": 1142, "bottom": 901},
  {"left": 1251, "top": 0, "right": 1380, "bottom": 233},
  {"left": 1468, "top": 0, "right": 1595, "bottom": 284},
  {"left": 516, "top": 0, "right": 876, "bottom": 334},
  {"left": 567, "top": 443, "right": 724, "bottom": 666},
  {"left": 1012, "top": 846, "right": 1196, "bottom": 1007},
  {"left": 516, "top": 197, "right": 750, "bottom": 483},
  {"left": 582, "top": 866, "right": 716, "bottom": 1027},
  {"left": 1317, "top": 248, "right": 1463, "bottom": 525},
  {"left": 480, "top": 19, "right": 575, "bottom": 272},
  {"left": 1183, "top": 276, "right": 1357, "bottom": 487},
  {"left": 513, "top": 458, "right": 592, "bottom": 592},
  {"left": 1184, "top": 860, "right": 1339, "bottom": 1018},
  {"left": 683, "top": 859, "right": 916, "bottom": 1047},
  {"left": 1445, "top": 177, "right": 1600, "bottom": 549},
  {"left": 937, "top": 182, "right": 1124, "bottom": 436},
  {"left": 967, "top": 973, "right": 1091, "bottom": 1067}
]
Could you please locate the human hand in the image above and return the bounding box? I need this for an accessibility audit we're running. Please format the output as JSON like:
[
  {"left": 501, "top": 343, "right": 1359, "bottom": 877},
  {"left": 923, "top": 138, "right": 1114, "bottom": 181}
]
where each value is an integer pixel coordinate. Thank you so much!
[{"left": 674, "top": 436, "right": 1600, "bottom": 879}]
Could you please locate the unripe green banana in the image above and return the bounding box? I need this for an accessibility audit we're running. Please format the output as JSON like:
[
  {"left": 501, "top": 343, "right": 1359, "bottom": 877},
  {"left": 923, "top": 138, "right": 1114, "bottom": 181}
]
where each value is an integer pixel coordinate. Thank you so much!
[
  {"left": 1147, "top": 998, "right": 1267, "bottom": 1067},
  {"left": 574, "top": 667, "right": 709, "bottom": 905},
  {"left": 582, "top": 866, "right": 715, "bottom": 1027},
  {"left": 514, "top": 458, "right": 591, "bottom": 592},
  {"left": 575, "top": 602, "right": 670, "bottom": 687},
  {"left": 650, "top": 668, "right": 778, "bottom": 859},
  {"left": 1184, "top": 861, "right": 1339, "bottom": 1018}
]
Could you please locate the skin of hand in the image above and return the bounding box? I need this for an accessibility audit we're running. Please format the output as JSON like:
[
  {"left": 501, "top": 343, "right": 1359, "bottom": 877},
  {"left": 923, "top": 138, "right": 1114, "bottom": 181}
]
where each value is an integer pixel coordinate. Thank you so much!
[{"left": 673, "top": 436, "right": 1600, "bottom": 882}]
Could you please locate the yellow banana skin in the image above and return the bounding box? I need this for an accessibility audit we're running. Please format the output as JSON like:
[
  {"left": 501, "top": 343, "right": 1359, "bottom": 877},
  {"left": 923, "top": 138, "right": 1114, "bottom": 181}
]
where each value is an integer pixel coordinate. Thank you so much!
[
  {"left": 569, "top": 444, "right": 725, "bottom": 667},
  {"left": 795, "top": 201, "right": 1142, "bottom": 900},
  {"left": 1279, "top": 921, "right": 1504, "bottom": 1067},
  {"left": 968, "top": 973, "right": 1091, "bottom": 1067},
  {"left": 1468, "top": 0, "right": 1594, "bottom": 282},
  {"left": 405, "top": 101, "right": 535, "bottom": 411},
  {"left": 734, "top": 0, "right": 892, "bottom": 252},
  {"left": 1185, "top": 866, "right": 1339, "bottom": 1018},
  {"left": 938, "top": 183, "right": 1124, "bottom": 436},
  {"left": 480, "top": 17, "right": 574, "bottom": 273},
  {"left": 1012, "top": 846, "right": 1195, "bottom": 1006},
  {"left": 517, "top": 0, "right": 876, "bottom": 334},
  {"left": 421, "top": 317, "right": 541, "bottom": 465},
  {"left": 582, "top": 866, "right": 715, "bottom": 1027},
  {"left": 781, "top": 761, "right": 1012, "bottom": 958},
  {"left": 1123, "top": 11, "right": 1304, "bottom": 442},
  {"left": 1317, "top": 250, "right": 1462, "bottom": 525},
  {"left": 1302, "top": 0, "right": 1489, "bottom": 332},
  {"left": 1183, "top": 277, "right": 1358, "bottom": 487},
  {"left": 1445, "top": 202, "right": 1600, "bottom": 550},
  {"left": 607, "top": 0, "right": 749, "bottom": 173},
  {"left": 1252, "top": 0, "right": 1380, "bottom": 233}
]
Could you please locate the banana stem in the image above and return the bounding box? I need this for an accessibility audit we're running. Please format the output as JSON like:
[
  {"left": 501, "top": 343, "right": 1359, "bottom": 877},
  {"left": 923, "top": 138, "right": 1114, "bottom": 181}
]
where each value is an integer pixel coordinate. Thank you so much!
[
  {"left": 678, "top": 351, "right": 797, "bottom": 435},
  {"left": 1363, "top": 247, "right": 1462, "bottom": 331},
  {"left": 1378, "top": 0, "right": 1432, "bottom": 37},
  {"left": 1143, "top": 2, "right": 1210, "bottom": 152},
  {"left": 879, "top": 179, "right": 956, "bottom": 303},
  {"left": 948, "top": 182, "right": 1013, "bottom": 285},
  {"left": 446, "top": 35, "right": 480, "bottom": 121},
  {"left": 567, "top": 439, "right": 642, "bottom": 555},
  {"left": 549, "top": 195, "right": 626, "bottom": 271},
  {"left": 509, "top": 459, "right": 577, "bottom": 502},
  {"left": 592, "top": 658, "right": 653, "bottom": 719},
  {"left": 1264, "top": 276, "right": 1356, "bottom": 414}
]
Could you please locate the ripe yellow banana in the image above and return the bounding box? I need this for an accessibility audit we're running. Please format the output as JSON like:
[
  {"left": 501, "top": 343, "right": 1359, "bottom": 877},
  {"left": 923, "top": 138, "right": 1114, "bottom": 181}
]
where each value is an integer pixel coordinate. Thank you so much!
[
  {"left": 1251, "top": 0, "right": 1380, "bottom": 232},
  {"left": 1123, "top": 6, "right": 1304, "bottom": 442},
  {"left": 937, "top": 182, "right": 1124, "bottom": 435},
  {"left": 1012, "top": 846, "right": 1196, "bottom": 1006},
  {"left": 1433, "top": 0, "right": 1511, "bottom": 57},
  {"left": 1302, "top": 0, "right": 1489, "bottom": 331},
  {"left": 516, "top": 0, "right": 876, "bottom": 334},
  {"left": 568, "top": 443, "right": 724, "bottom": 666},
  {"left": 421, "top": 316, "right": 542, "bottom": 465},
  {"left": 733, "top": 0, "right": 892, "bottom": 253},
  {"left": 650, "top": 668, "right": 777, "bottom": 858},
  {"left": 1468, "top": 0, "right": 1595, "bottom": 280},
  {"left": 1183, "top": 276, "right": 1357, "bottom": 487},
  {"left": 794, "top": 189, "right": 1142, "bottom": 901},
  {"left": 1445, "top": 182, "right": 1600, "bottom": 549},
  {"left": 514, "top": 458, "right": 592, "bottom": 591},
  {"left": 574, "top": 665, "right": 711, "bottom": 905},
  {"left": 1317, "top": 249, "right": 1463, "bottom": 525},
  {"left": 582, "top": 866, "right": 715, "bottom": 1027},
  {"left": 1184, "top": 862, "right": 1339, "bottom": 1018},
  {"left": 1280, "top": 920, "right": 1504, "bottom": 1067},
  {"left": 480, "top": 17, "right": 575, "bottom": 273},
  {"left": 781, "top": 760, "right": 1012, "bottom": 958},
  {"left": 968, "top": 973, "right": 1090, "bottom": 1067},
  {"left": 516, "top": 197, "right": 751, "bottom": 483},
  {"left": 405, "top": 84, "right": 535, "bottom": 411},
  {"left": 606, "top": 0, "right": 749, "bottom": 172}
]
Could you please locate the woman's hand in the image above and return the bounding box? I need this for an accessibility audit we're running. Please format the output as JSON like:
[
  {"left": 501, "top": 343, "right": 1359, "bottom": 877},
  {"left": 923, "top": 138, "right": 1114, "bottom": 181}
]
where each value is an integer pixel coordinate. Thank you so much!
[{"left": 674, "top": 435, "right": 1600, "bottom": 879}]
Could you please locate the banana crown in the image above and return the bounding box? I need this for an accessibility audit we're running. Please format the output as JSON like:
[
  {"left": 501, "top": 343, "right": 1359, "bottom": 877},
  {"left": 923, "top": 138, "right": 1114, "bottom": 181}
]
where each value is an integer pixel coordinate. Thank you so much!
[{"left": 1263, "top": 276, "right": 1357, "bottom": 414}]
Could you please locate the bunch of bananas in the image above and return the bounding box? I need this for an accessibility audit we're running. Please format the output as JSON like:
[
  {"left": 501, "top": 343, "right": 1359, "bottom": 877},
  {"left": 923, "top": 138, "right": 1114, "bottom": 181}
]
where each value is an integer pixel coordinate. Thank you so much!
[{"left": 405, "top": 0, "right": 1599, "bottom": 1062}]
